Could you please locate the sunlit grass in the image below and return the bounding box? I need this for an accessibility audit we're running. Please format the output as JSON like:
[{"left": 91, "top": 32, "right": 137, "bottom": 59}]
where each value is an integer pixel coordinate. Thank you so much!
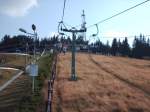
[
  {"left": 0, "top": 54, "right": 31, "bottom": 68},
  {"left": 0, "top": 69, "right": 16, "bottom": 86}
]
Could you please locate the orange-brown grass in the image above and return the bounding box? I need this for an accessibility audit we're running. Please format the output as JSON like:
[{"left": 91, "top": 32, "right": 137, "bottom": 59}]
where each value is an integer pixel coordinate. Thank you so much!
[
  {"left": 91, "top": 54, "right": 150, "bottom": 94},
  {"left": 52, "top": 53, "right": 150, "bottom": 112},
  {"left": 0, "top": 69, "right": 16, "bottom": 86},
  {"left": 0, "top": 54, "right": 31, "bottom": 68}
]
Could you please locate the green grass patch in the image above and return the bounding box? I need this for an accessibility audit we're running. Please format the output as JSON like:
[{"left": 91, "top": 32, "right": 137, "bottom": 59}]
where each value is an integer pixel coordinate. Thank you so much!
[{"left": 17, "top": 53, "right": 53, "bottom": 112}]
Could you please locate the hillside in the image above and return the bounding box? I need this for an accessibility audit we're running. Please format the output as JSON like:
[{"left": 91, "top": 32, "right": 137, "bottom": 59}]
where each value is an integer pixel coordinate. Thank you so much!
[{"left": 52, "top": 53, "right": 150, "bottom": 112}]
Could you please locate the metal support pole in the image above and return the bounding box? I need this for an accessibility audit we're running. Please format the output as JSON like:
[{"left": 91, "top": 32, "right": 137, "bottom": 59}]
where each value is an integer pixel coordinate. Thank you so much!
[
  {"left": 62, "top": 28, "right": 86, "bottom": 81},
  {"left": 33, "top": 31, "right": 36, "bottom": 62},
  {"left": 32, "top": 32, "right": 36, "bottom": 93},
  {"left": 25, "top": 43, "right": 28, "bottom": 67},
  {"left": 19, "top": 25, "right": 38, "bottom": 94},
  {"left": 71, "top": 32, "right": 77, "bottom": 80}
]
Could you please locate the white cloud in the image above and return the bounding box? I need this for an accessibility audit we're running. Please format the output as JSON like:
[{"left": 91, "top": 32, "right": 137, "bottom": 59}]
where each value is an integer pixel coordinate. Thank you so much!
[{"left": 0, "top": 0, "right": 38, "bottom": 17}]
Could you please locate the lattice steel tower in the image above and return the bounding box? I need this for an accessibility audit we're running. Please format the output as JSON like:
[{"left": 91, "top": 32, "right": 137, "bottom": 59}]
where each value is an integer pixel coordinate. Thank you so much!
[{"left": 81, "top": 10, "right": 86, "bottom": 40}]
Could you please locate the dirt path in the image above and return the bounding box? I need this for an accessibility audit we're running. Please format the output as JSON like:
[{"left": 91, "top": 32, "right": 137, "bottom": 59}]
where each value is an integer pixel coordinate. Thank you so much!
[{"left": 52, "top": 53, "right": 150, "bottom": 112}]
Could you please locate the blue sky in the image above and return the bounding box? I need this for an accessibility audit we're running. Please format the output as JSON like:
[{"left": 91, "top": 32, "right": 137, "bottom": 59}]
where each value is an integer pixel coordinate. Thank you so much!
[{"left": 0, "top": 0, "right": 150, "bottom": 45}]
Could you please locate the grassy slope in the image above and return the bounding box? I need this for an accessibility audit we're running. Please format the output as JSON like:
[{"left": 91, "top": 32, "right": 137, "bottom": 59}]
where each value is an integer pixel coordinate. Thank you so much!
[
  {"left": 0, "top": 54, "right": 32, "bottom": 69},
  {"left": 0, "top": 69, "right": 16, "bottom": 86},
  {"left": 0, "top": 74, "right": 31, "bottom": 112},
  {"left": 53, "top": 53, "right": 150, "bottom": 112},
  {"left": 0, "top": 53, "right": 53, "bottom": 112}
]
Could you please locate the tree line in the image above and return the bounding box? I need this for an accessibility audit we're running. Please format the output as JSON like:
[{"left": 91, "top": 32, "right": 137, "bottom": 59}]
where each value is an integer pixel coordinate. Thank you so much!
[
  {"left": 90, "top": 34, "right": 150, "bottom": 58},
  {"left": 0, "top": 35, "right": 59, "bottom": 52},
  {"left": 0, "top": 34, "right": 150, "bottom": 59}
]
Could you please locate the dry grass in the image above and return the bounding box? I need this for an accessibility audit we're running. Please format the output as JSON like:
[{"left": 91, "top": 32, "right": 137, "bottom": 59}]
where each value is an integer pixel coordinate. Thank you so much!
[
  {"left": 0, "top": 69, "right": 16, "bottom": 86},
  {"left": 52, "top": 53, "right": 150, "bottom": 112},
  {"left": 0, "top": 54, "right": 30, "bottom": 86},
  {"left": 0, "top": 54, "right": 31, "bottom": 68},
  {"left": 91, "top": 55, "right": 150, "bottom": 94}
]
